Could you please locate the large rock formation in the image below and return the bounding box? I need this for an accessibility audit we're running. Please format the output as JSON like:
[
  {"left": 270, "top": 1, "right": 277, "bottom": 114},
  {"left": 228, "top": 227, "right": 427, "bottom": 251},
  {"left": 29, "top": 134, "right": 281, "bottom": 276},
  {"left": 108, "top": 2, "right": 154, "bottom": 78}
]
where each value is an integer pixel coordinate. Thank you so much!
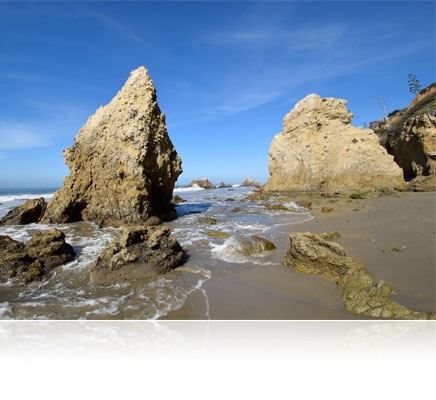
[
  {"left": 41, "top": 66, "right": 182, "bottom": 227},
  {"left": 90, "top": 225, "right": 185, "bottom": 284},
  {"left": 282, "top": 232, "right": 434, "bottom": 319},
  {"left": 264, "top": 94, "right": 405, "bottom": 194},
  {"left": 0, "top": 229, "right": 76, "bottom": 284}
]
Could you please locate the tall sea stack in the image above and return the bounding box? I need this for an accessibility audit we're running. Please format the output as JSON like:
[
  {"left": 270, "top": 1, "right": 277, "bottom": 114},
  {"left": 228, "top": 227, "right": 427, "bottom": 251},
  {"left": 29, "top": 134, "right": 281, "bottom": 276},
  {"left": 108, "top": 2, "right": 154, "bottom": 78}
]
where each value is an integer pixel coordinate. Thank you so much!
[{"left": 41, "top": 66, "right": 182, "bottom": 227}]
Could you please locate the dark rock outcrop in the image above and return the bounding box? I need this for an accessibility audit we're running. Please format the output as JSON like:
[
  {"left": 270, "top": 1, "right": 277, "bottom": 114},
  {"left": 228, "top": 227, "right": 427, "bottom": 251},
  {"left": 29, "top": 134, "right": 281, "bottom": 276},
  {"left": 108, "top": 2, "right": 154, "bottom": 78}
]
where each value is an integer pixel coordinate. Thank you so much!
[
  {"left": 0, "top": 197, "right": 47, "bottom": 225},
  {"left": 282, "top": 232, "right": 434, "bottom": 319},
  {"left": 387, "top": 113, "right": 436, "bottom": 189},
  {"left": 40, "top": 66, "right": 182, "bottom": 227},
  {"left": 90, "top": 225, "right": 186, "bottom": 284},
  {"left": 0, "top": 229, "right": 75, "bottom": 284},
  {"left": 371, "top": 83, "right": 436, "bottom": 191}
]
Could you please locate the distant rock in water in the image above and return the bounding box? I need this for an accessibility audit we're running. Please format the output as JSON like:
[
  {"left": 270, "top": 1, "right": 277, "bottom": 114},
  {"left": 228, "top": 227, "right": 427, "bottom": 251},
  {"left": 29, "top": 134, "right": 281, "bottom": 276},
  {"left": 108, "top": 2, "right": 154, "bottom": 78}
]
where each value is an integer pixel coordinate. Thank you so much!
[
  {"left": 188, "top": 178, "right": 216, "bottom": 189},
  {"left": 218, "top": 182, "right": 232, "bottom": 188},
  {"left": 0, "top": 197, "right": 47, "bottom": 225},
  {"left": 40, "top": 66, "right": 182, "bottom": 227},
  {"left": 240, "top": 177, "right": 262, "bottom": 188},
  {"left": 264, "top": 94, "right": 405, "bottom": 194}
]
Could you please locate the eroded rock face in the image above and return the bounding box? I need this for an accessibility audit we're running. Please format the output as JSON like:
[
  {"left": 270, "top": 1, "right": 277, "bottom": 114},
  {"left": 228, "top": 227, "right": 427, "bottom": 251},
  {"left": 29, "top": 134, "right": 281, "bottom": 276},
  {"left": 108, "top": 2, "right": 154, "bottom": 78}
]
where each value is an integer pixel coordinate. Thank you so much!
[
  {"left": 0, "top": 229, "right": 75, "bottom": 284},
  {"left": 0, "top": 197, "right": 47, "bottom": 225},
  {"left": 387, "top": 113, "right": 436, "bottom": 181},
  {"left": 282, "top": 232, "right": 434, "bottom": 319},
  {"left": 90, "top": 225, "right": 186, "bottom": 284},
  {"left": 41, "top": 66, "right": 182, "bottom": 227},
  {"left": 264, "top": 94, "right": 405, "bottom": 194}
]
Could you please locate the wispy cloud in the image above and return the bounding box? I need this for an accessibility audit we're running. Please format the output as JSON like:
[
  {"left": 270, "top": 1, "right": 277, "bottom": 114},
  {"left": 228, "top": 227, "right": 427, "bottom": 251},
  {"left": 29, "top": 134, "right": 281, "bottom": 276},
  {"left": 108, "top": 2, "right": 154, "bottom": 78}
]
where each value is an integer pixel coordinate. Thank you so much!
[
  {"left": 207, "top": 90, "right": 282, "bottom": 117},
  {"left": 206, "top": 24, "right": 346, "bottom": 53},
  {"left": 83, "top": 10, "right": 148, "bottom": 47},
  {"left": 0, "top": 122, "right": 51, "bottom": 150},
  {"left": 52, "top": 6, "right": 148, "bottom": 47}
]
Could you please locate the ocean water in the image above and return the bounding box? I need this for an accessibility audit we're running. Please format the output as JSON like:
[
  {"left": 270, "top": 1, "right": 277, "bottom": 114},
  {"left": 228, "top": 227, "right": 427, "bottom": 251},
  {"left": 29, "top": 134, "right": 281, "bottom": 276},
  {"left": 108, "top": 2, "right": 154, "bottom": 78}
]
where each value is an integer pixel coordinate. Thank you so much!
[{"left": 0, "top": 186, "right": 313, "bottom": 319}]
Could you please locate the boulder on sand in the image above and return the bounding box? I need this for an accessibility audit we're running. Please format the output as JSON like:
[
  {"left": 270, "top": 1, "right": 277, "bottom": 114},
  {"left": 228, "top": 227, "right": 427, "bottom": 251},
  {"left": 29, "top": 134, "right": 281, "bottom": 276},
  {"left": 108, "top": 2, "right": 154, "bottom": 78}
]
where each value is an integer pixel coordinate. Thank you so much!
[
  {"left": 40, "top": 66, "right": 182, "bottom": 227},
  {"left": 282, "top": 231, "right": 434, "bottom": 319}
]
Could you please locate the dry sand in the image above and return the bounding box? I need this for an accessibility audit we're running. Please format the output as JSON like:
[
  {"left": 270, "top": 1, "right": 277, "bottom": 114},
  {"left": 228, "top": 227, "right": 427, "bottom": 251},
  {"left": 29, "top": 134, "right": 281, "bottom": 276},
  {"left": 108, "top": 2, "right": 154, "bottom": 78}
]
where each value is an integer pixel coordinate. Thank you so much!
[{"left": 161, "top": 191, "right": 435, "bottom": 320}]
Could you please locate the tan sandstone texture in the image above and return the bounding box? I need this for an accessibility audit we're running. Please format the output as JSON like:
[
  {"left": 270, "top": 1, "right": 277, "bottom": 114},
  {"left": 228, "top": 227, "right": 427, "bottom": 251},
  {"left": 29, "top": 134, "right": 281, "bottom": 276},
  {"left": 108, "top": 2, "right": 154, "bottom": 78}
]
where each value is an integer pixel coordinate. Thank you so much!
[
  {"left": 41, "top": 66, "right": 182, "bottom": 227},
  {"left": 264, "top": 94, "right": 405, "bottom": 194}
]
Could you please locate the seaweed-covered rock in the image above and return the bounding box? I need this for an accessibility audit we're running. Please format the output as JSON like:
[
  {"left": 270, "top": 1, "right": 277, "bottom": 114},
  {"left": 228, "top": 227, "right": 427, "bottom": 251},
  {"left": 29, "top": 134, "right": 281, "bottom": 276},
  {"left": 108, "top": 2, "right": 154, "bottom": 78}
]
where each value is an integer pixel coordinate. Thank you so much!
[
  {"left": 282, "top": 232, "right": 365, "bottom": 281},
  {"left": 0, "top": 197, "right": 47, "bottom": 225},
  {"left": 282, "top": 231, "right": 435, "bottom": 319},
  {"left": 0, "top": 235, "right": 44, "bottom": 284},
  {"left": 90, "top": 225, "right": 186, "bottom": 284},
  {"left": 0, "top": 229, "right": 75, "bottom": 284}
]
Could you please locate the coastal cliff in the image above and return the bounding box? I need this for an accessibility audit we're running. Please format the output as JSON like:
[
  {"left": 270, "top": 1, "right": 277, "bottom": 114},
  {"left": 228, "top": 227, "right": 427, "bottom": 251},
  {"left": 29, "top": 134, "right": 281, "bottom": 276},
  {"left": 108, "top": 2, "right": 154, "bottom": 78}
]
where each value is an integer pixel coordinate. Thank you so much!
[
  {"left": 41, "top": 66, "right": 182, "bottom": 227},
  {"left": 263, "top": 94, "right": 404, "bottom": 194},
  {"left": 371, "top": 83, "right": 436, "bottom": 191}
]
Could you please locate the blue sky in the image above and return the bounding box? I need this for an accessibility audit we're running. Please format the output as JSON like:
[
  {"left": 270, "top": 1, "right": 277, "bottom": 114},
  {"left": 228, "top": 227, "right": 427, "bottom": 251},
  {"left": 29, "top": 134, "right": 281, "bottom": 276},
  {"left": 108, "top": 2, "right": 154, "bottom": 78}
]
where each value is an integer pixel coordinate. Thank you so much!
[{"left": 0, "top": 0, "right": 434, "bottom": 188}]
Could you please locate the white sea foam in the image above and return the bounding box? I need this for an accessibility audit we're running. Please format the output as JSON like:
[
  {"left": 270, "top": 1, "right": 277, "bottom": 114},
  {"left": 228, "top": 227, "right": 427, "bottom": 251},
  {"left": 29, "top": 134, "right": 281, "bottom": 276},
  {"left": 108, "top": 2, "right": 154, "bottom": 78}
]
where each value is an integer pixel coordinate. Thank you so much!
[
  {"left": 0, "top": 302, "right": 13, "bottom": 319},
  {"left": 0, "top": 193, "right": 54, "bottom": 203},
  {"left": 0, "top": 185, "right": 313, "bottom": 319},
  {"left": 173, "top": 185, "right": 205, "bottom": 193}
]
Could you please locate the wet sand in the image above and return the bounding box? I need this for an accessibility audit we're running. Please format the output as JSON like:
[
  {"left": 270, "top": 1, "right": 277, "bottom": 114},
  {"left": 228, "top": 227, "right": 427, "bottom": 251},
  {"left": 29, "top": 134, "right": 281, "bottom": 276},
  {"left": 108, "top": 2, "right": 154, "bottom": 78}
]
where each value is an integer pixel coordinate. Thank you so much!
[{"left": 161, "top": 191, "right": 435, "bottom": 320}]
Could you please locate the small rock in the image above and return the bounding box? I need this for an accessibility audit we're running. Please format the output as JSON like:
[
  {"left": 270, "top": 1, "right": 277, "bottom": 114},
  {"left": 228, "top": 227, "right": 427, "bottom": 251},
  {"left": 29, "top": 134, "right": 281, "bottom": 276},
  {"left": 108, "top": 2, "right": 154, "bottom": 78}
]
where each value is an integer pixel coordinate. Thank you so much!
[
  {"left": 204, "top": 231, "right": 230, "bottom": 239},
  {"left": 198, "top": 217, "right": 219, "bottom": 225},
  {"left": 90, "top": 225, "right": 185, "bottom": 284},
  {"left": 0, "top": 197, "right": 47, "bottom": 225}
]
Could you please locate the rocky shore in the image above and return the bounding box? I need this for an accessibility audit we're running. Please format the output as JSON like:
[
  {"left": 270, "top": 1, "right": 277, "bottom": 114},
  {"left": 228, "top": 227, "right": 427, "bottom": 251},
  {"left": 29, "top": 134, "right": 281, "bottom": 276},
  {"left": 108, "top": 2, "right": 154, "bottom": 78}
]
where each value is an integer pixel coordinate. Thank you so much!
[
  {"left": 0, "top": 67, "right": 434, "bottom": 320},
  {"left": 162, "top": 191, "right": 435, "bottom": 319}
]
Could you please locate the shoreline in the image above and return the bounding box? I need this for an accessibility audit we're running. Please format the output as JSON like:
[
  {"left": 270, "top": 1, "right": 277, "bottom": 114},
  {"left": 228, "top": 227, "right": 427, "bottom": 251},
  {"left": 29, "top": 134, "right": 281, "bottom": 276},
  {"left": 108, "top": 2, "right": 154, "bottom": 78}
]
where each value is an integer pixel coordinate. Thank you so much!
[{"left": 161, "top": 191, "right": 435, "bottom": 320}]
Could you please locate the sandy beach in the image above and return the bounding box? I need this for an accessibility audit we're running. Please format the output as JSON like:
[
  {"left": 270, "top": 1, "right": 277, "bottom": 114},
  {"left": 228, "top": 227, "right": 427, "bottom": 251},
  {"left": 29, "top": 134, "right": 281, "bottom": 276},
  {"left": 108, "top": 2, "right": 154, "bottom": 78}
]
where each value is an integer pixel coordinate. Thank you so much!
[{"left": 161, "top": 191, "right": 436, "bottom": 319}]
